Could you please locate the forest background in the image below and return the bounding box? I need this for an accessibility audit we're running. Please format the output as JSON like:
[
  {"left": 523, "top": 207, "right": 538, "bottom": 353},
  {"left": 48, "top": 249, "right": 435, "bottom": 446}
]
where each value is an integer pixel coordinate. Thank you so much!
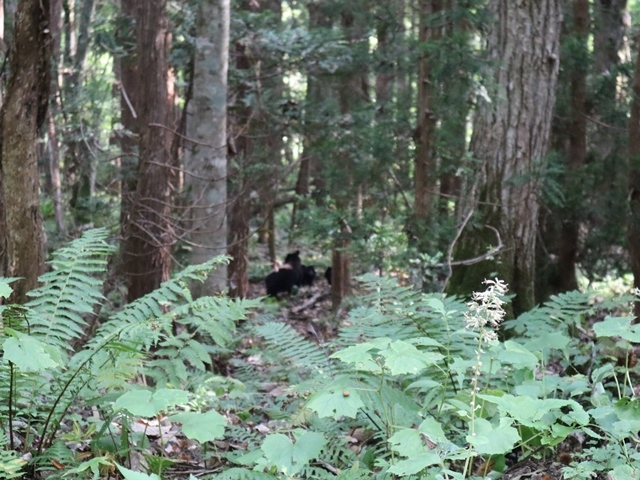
[
  {"left": 1, "top": 0, "right": 640, "bottom": 478},
  {"left": 3, "top": 0, "right": 640, "bottom": 313}
]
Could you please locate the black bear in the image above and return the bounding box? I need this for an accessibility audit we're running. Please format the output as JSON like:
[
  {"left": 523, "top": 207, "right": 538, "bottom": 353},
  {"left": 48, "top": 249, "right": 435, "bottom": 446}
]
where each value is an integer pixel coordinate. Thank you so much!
[
  {"left": 265, "top": 251, "right": 303, "bottom": 297},
  {"left": 300, "top": 265, "right": 317, "bottom": 286},
  {"left": 324, "top": 266, "right": 332, "bottom": 285},
  {"left": 284, "top": 250, "right": 303, "bottom": 285}
]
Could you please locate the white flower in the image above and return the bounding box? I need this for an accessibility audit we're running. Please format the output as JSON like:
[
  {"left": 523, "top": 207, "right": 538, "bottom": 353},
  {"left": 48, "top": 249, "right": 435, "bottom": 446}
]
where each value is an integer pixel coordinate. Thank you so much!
[{"left": 463, "top": 278, "right": 508, "bottom": 336}]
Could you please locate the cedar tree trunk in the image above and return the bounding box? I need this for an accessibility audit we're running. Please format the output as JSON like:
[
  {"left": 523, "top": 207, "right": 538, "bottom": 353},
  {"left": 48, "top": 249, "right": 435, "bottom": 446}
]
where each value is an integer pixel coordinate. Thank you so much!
[
  {"left": 628, "top": 33, "right": 640, "bottom": 319},
  {"left": 0, "top": 0, "right": 51, "bottom": 302},
  {"left": 123, "top": 0, "right": 172, "bottom": 302},
  {"left": 447, "top": 0, "right": 562, "bottom": 315}
]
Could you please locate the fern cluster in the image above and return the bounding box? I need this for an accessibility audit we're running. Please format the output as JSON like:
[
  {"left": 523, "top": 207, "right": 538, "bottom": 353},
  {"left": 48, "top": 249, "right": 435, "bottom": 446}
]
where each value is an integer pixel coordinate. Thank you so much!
[
  {"left": 0, "top": 229, "right": 257, "bottom": 479},
  {"left": 225, "top": 274, "right": 637, "bottom": 479}
]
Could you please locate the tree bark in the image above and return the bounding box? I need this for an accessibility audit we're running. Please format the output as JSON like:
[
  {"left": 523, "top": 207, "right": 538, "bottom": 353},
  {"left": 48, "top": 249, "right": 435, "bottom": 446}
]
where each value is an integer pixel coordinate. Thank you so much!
[
  {"left": 628, "top": 33, "right": 640, "bottom": 319},
  {"left": 412, "top": 0, "right": 442, "bottom": 244},
  {"left": 557, "top": 0, "right": 589, "bottom": 292},
  {"left": 592, "top": 0, "right": 628, "bottom": 160},
  {"left": 118, "top": 0, "right": 139, "bottom": 236},
  {"left": 446, "top": 0, "right": 562, "bottom": 316},
  {"left": 227, "top": 0, "right": 254, "bottom": 299},
  {"left": 122, "top": 0, "right": 172, "bottom": 302},
  {"left": 47, "top": 0, "right": 65, "bottom": 235},
  {"left": 63, "top": 0, "right": 95, "bottom": 220},
  {"left": 328, "top": 7, "right": 369, "bottom": 309},
  {"left": 0, "top": 0, "right": 51, "bottom": 302},
  {"left": 184, "top": 0, "right": 229, "bottom": 296}
]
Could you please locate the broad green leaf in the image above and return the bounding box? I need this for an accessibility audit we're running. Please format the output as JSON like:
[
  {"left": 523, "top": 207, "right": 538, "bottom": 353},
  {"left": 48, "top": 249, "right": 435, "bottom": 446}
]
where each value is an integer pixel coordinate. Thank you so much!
[
  {"left": 426, "top": 298, "right": 445, "bottom": 315},
  {"left": 609, "top": 464, "right": 637, "bottom": 480},
  {"left": 478, "top": 394, "right": 588, "bottom": 428},
  {"left": 3, "top": 332, "right": 61, "bottom": 371},
  {"left": 261, "top": 430, "right": 325, "bottom": 476},
  {"left": 592, "top": 364, "right": 615, "bottom": 384},
  {"left": 593, "top": 316, "right": 640, "bottom": 343},
  {"left": 418, "top": 417, "right": 448, "bottom": 443},
  {"left": 63, "top": 456, "right": 114, "bottom": 480},
  {"left": 608, "top": 398, "right": 640, "bottom": 437},
  {"left": 524, "top": 332, "right": 571, "bottom": 354},
  {"left": 151, "top": 388, "right": 190, "bottom": 411},
  {"left": 388, "top": 429, "right": 427, "bottom": 458},
  {"left": 169, "top": 410, "right": 227, "bottom": 442},
  {"left": 114, "top": 388, "right": 189, "bottom": 417},
  {"left": 231, "top": 448, "right": 265, "bottom": 466},
  {"left": 466, "top": 418, "right": 520, "bottom": 455},
  {"left": 379, "top": 340, "right": 443, "bottom": 375},
  {"left": 0, "top": 279, "right": 13, "bottom": 299},
  {"left": 388, "top": 419, "right": 448, "bottom": 460},
  {"left": 387, "top": 452, "right": 440, "bottom": 475},
  {"left": 116, "top": 465, "right": 161, "bottom": 480},
  {"left": 410, "top": 337, "right": 444, "bottom": 348},
  {"left": 499, "top": 341, "right": 539, "bottom": 370},
  {"left": 306, "top": 378, "right": 365, "bottom": 419},
  {"left": 331, "top": 343, "right": 382, "bottom": 373}
]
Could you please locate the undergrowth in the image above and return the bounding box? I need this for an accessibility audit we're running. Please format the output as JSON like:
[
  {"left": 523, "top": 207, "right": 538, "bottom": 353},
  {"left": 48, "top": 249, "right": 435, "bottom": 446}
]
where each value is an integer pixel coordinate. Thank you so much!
[{"left": 1, "top": 231, "right": 639, "bottom": 479}]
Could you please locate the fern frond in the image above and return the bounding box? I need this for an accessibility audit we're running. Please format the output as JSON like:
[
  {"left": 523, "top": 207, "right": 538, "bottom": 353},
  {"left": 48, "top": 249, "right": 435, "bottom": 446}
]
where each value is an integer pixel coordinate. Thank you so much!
[
  {"left": 255, "top": 322, "right": 330, "bottom": 373},
  {"left": 0, "top": 445, "right": 26, "bottom": 480},
  {"left": 27, "top": 228, "right": 113, "bottom": 351},
  {"left": 210, "top": 468, "right": 277, "bottom": 479},
  {"left": 90, "top": 258, "right": 228, "bottom": 347},
  {"left": 504, "top": 289, "right": 593, "bottom": 339}
]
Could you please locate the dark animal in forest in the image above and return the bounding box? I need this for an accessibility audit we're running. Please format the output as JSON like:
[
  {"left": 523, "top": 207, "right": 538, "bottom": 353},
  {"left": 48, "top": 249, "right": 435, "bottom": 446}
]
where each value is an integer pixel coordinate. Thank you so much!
[
  {"left": 324, "top": 266, "right": 332, "bottom": 285},
  {"left": 284, "top": 250, "right": 303, "bottom": 286},
  {"left": 300, "top": 265, "right": 316, "bottom": 286},
  {"left": 265, "top": 251, "right": 303, "bottom": 297}
]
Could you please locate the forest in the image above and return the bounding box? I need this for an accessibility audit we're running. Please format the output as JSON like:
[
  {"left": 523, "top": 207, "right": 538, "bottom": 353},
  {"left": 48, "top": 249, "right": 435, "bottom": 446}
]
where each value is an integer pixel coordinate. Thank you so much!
[{"left": 1, "top": 0, "right": 640, "bottom": 478}]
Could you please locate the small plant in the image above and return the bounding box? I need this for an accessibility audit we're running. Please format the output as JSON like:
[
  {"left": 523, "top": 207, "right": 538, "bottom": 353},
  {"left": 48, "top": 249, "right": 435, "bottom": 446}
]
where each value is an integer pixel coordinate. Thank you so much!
[
  {"left": 0, "top": 229, "right": 258, "bottom": 478},
  {"left": 228, "top": 275, "right": 640, "bottom": 479}
]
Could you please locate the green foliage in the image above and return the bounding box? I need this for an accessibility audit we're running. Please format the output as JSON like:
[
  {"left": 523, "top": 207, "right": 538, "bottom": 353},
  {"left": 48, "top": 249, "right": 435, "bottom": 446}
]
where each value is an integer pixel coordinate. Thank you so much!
[
  {"left": 227, "top": 275, "right": 640, "bottom": 479},
  {"left": 0, "top": 229, "right": 255, "bottom": 478},
  {"left": 27, "top": 228, "right": 114, "bottom": 351},
  {"left": 0, "top": 436, "right": 26, "bottom": 480}
]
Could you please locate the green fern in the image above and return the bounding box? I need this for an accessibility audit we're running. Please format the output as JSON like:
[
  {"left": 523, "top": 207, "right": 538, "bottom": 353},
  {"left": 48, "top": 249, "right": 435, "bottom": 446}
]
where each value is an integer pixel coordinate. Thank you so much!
[
  {"left": 0, "top": 434, "right": 26, "bottom": 480},
  {"left": 254, "top": 322, "right": 331, "bottom": 373},
  {"left": 0, "top": 232, "right": 256, "bottom": 465},
  {"left": 209, "top": 468, "right": 277, "bottom": 479},
  {"left": 504, "top": 289, "right": 594, "bottom": 339},
  {"left": 26, "top": 228, "right": 113, "bottom": 351}
]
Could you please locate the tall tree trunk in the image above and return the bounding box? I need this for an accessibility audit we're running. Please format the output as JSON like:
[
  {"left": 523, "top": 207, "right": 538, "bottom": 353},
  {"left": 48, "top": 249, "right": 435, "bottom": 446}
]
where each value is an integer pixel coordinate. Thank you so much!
[
  {"left": 446, "top": 0, "right": 562, "bottom": 316},
  {"left": 593, "top": 0, "right": 628, "bottom": 102},
  {"left": 592, "top": 0, "right": 628, "bottom": 160},
  {"left": 0, "top": 0, "right": 51, "bottom": 302},
  {"left": 118, "top": 0, "right": 139, "bottom": 238},
  {"left": 411, "top": 0, "right": 442, "bottom": 246},
  {"left": 329, "top": 6, "right": 369, "bottom": 310},
  {"left": 123, "top": 0, "right": 172, "bottom": 302},
  {"left": 227, "top": 1, "right": 254, "bottom": 299},
  {"left": 628, "top": 34, "right": 640, "bottom": 319},
  {"left": 48, "top": 114, "right": 66, "bottom": 235},
  {"left": 184, "top": 0, "right": 229, "bottom": 295},
  {"left": 256, "top": 0, "right": 282, "bottom": 266},
  {"left": 47, "top": 0, "right": 65, "bottom": 235},
  {"left": 439, "top": 0, "right": 468, "bottom": 218},
  {"left": 63, "top": 0, "right": 95, "bottom": 220},
  {"left": 292, "top": 1, "right": 333, "bottom": 230},
  {"left": 557, "top": 0, "right": 589, "bottom": 292}
]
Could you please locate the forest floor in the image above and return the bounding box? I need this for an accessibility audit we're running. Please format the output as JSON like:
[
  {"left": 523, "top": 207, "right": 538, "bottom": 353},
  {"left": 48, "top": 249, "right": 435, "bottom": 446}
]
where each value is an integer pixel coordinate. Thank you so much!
[{"left": 248, "top": 274, "right": 341, "bottom": 342}]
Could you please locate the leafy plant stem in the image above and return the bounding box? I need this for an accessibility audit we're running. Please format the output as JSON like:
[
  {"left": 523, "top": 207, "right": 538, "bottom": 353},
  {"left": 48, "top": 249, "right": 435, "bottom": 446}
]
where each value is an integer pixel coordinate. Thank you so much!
[
  {"left": 8, "top": 361, "right": 14, "bottom": 450},
  {"left": 612, "top": 372, "right": 622, "bottom": 400},
  {"left": 462, "top": 333, "right": 484, "bottom": 478},
  {"left": 37, "top": 333, "right": 119, "bottom": 453}
]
